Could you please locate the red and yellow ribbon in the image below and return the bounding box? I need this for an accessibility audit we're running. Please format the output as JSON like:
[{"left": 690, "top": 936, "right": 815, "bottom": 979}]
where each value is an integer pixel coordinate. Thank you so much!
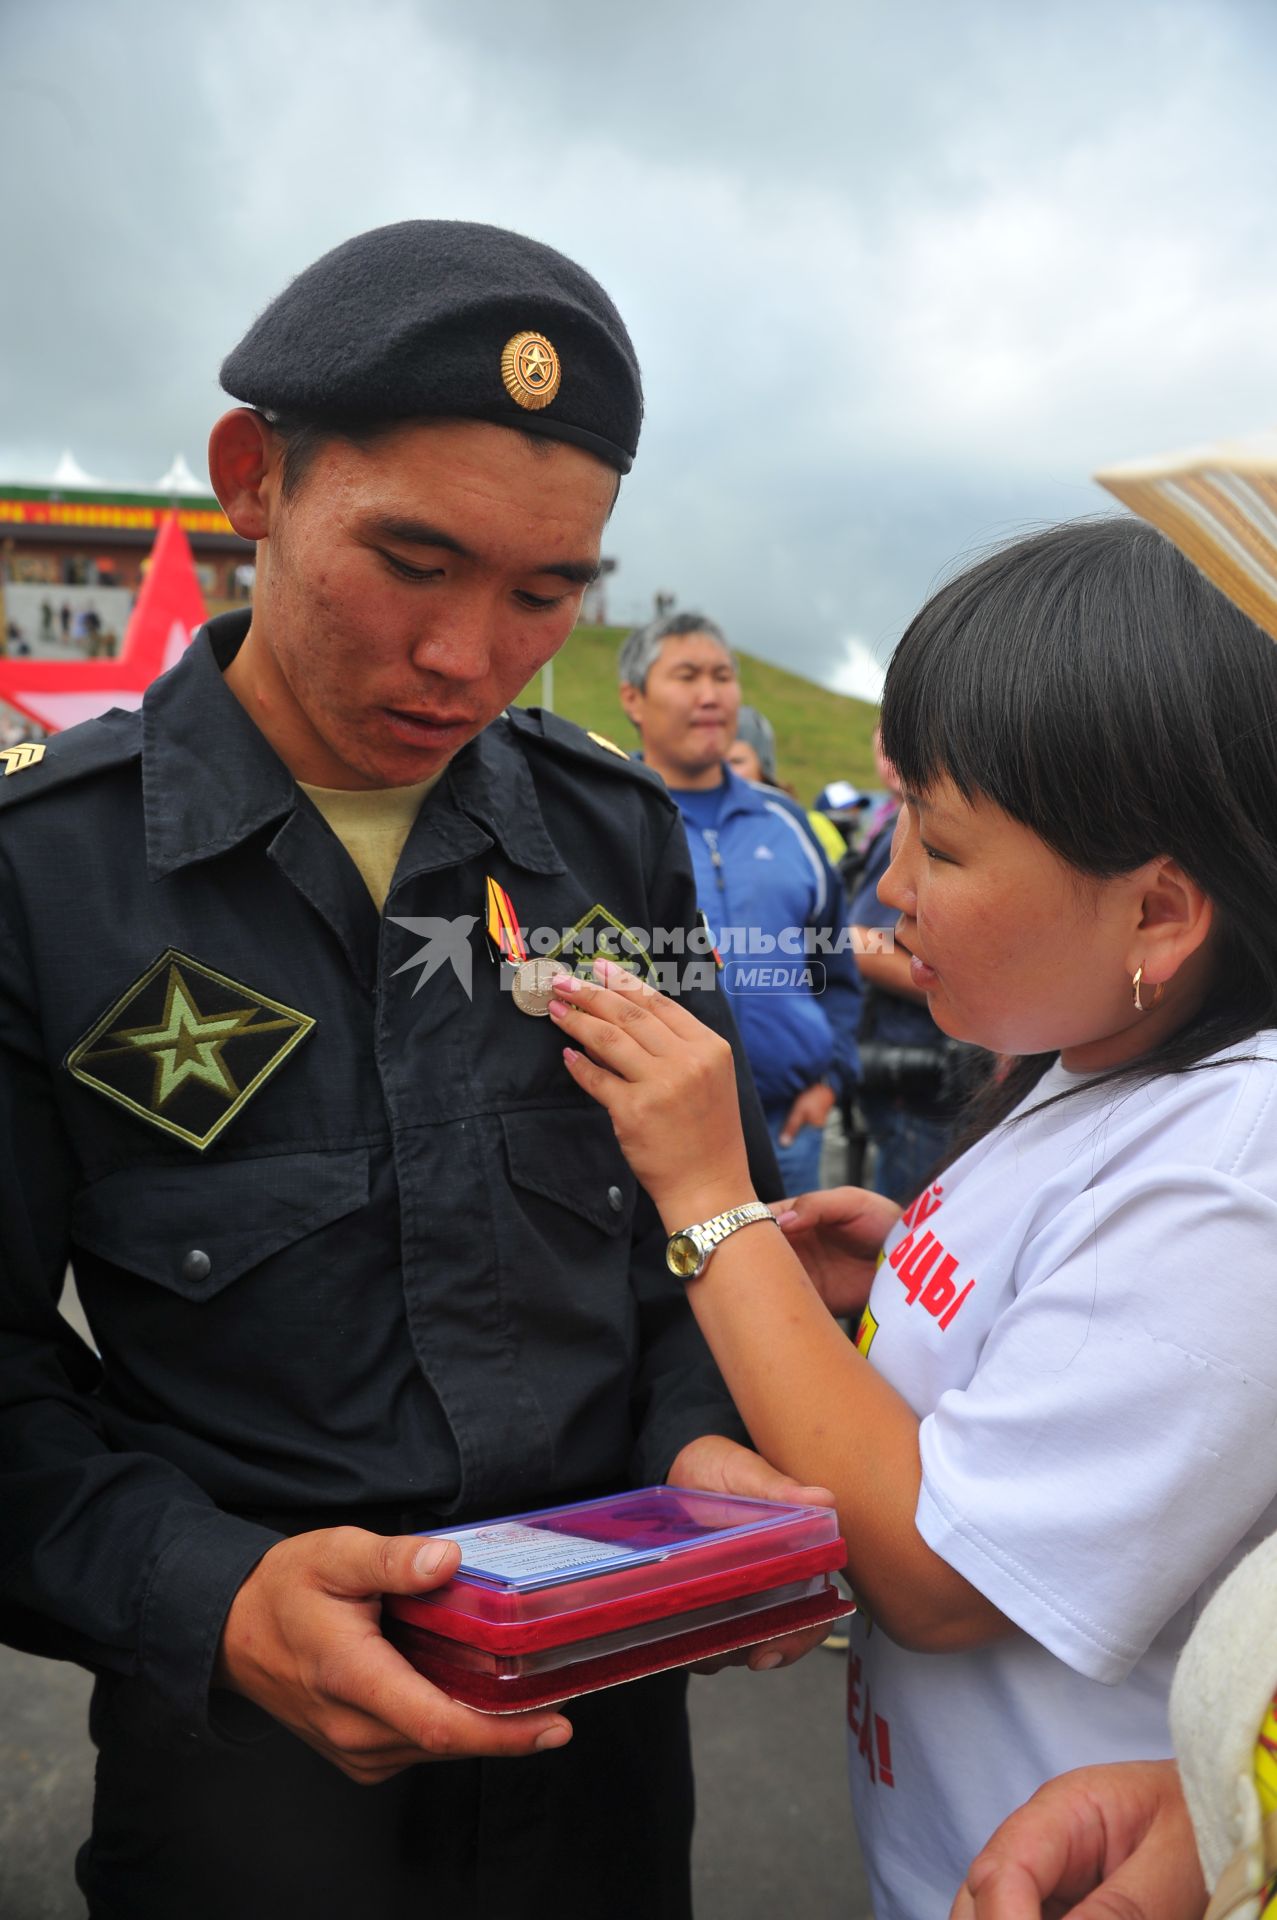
[{"left": 485, "top": 877, "right": 527, "bottom": 963}]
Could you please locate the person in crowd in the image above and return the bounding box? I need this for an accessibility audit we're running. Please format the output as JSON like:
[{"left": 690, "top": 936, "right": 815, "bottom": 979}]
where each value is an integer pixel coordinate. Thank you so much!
[
  {"left": 847, "top": 723, "right": 966, "bottom": 1201},
  {"left": 0, "top": 220, "right": 821, "bottom": 1920},
  {"left": 724, "top": 701, "right": 776, "bottom": 786},
  {"left": 863, "top": 721, "right": 902, "bottom": 838},
  {"left": 724, "top": 704, "right": 870, "bottom": 1195},
  {"left": 946, "top": 439, "right": 1277, "bottom": 1920},
  {"left": 952, "top": 1529, "right": 1277, "bottom": 1919},
  {"left": 727, "top": 702, "right": 852, "bottom": 867},
  {"left": 950, "top": 1759, "right": 1206, "bottom": 1918},
  {"left": 554, "top": 516, "right": 1277, "bottom": 1919},
  {"left": 811, "top": 778, "right": 874, "bottom": 872},
  {"left": 618, "top": 614, "right": 861, "bottom": 1192}
]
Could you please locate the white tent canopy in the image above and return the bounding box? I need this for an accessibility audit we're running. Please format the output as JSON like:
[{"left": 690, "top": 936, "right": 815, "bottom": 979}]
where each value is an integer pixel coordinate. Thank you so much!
[
  {"left": 48, "top": 449, "right": 103, "bottom": 490},
  {"left": 18, "top": 449, "right": 209, "bottom": 496},
  {"left": 154, "top": 452, "right": 206, "bottom": 495}
]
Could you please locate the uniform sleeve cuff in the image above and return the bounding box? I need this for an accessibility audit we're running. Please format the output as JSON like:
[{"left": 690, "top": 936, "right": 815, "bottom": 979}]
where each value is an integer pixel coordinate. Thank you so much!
[
  {"left": 139, "top": 1510, "right": 283, "bottom": 1743},
  {"left": 636, "top": 1406, "right": 750, "bottom": 1489}
]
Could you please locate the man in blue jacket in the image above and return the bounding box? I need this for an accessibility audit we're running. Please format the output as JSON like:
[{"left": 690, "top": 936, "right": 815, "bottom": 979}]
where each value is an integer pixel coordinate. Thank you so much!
[{"left": 619, "top": 613, "right": 861, "bottom": 1192}]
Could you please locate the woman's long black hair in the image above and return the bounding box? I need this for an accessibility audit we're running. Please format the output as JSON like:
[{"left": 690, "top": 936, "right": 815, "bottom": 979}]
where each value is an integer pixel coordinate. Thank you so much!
[{"left": 879, "top": 515, "right": 1277, "bottom": 1143}]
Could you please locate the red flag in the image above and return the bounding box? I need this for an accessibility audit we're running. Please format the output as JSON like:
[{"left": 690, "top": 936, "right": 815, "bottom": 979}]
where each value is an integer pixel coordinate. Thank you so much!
[{"left": 0, "top": 512, "right": 208, "bottom": 733}]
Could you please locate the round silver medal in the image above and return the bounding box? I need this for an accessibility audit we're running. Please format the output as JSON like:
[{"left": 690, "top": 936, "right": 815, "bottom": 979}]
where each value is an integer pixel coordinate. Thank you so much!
[{"left": 511, "top": 957, "right": 563, "bottom": 1017}]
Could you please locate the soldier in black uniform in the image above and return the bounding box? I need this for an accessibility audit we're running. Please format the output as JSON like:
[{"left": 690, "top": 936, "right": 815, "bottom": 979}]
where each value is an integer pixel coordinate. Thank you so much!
[{"left": 0, "top": 223, "right": 822, "bottom": 1919}]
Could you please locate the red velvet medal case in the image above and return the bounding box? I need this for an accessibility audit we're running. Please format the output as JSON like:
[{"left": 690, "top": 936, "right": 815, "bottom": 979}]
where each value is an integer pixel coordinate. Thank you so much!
[{"left": 383, "top": 1485, "right": 853, "bottom": 1713}]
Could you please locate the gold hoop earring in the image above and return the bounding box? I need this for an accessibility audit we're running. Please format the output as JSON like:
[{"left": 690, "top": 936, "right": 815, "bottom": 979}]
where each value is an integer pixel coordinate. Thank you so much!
[{"left": 1132, "top": 966, "right": 1165, "bottom": 1012}]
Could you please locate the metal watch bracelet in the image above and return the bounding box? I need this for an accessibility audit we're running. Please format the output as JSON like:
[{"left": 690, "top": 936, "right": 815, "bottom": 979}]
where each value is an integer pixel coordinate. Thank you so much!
[{"left": 665, "top": 1201, "right": 777, "bottom": 1280}]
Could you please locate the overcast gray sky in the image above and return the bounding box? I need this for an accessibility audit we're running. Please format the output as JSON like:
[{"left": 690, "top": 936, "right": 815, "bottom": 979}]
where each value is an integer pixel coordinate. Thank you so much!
[{"left": 3, "top": 0, "right": 1274, "bottom": 698}]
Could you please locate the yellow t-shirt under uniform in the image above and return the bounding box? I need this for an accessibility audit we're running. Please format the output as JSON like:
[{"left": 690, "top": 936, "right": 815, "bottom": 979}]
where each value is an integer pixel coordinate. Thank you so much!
[{"left": 299, "top": 775, "right": 442, "bottom": 912}]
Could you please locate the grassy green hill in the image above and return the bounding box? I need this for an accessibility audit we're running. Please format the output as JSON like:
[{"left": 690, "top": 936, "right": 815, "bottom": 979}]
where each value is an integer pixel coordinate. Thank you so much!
[{"left": 518, "top": 625, "right": 880, "bottom": 802}]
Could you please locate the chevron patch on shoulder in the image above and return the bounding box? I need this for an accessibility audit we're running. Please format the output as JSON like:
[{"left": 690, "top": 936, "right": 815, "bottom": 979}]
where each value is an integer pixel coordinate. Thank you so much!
[{"left": 0, "top": 742, "right": 46, "bottom": 776}]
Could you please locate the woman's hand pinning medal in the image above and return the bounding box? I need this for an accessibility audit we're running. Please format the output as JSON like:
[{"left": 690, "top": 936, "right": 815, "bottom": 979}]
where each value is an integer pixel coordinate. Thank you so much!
[
  {"left": 550, "top": 957, "right": 756, "bottom": 1226},
  {"left": 552, "top": 958, "right": 844, "bottom": 1677}
]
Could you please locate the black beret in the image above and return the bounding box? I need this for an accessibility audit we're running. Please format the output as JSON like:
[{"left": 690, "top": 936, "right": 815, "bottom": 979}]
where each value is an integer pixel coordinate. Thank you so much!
[{"left": 219, "top": 220, "right": 642, "bottom": 473}]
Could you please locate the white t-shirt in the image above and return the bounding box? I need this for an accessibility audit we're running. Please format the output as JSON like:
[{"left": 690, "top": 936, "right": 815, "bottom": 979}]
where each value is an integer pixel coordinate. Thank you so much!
[{"left": 850, "top": 1037, "right": 1277, "bottom": 1920}]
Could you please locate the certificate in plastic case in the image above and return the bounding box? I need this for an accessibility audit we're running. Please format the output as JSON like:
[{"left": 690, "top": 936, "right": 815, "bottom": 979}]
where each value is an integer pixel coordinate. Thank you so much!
[{"left": 383, "top": 1485, "right": 853, "bottom": 1713}]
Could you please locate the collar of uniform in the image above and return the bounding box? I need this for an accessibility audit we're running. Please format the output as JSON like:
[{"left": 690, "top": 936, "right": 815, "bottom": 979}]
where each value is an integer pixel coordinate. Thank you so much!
[
  {"left": 143, "top": 618, "right": 565, "bottom": 882},
  {"left": 142, "top": 610, "right": 299, "bottom": 880},
  {"left": 394, "top": 713, "right": 566, "bottom": 881}
]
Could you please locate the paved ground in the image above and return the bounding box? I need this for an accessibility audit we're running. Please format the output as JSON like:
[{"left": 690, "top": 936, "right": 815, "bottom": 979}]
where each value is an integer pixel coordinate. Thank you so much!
[
  {"left": 690, "top": 1641, "right": 872, "bottom": 1917},
  {"left": 0, "top": 1639, "right": 872, "bottom": 1918}
]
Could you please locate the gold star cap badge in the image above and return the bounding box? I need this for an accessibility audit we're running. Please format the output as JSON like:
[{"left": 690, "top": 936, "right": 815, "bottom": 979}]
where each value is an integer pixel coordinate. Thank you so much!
[
  {"left": 501, "top": 331, "right": 562, "bottom": 411},
  {"left": 66, "top": 950, "right": 314, "bottom": 1151}
]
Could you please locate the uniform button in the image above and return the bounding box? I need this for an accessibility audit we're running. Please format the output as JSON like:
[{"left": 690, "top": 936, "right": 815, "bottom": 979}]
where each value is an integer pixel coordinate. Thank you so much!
[
  {"left": 607, "top": 1185, "right": 624, "bottom": 1213},
  {"left": 182, "top": 1249, "right": 212, "bottom": 1283}
]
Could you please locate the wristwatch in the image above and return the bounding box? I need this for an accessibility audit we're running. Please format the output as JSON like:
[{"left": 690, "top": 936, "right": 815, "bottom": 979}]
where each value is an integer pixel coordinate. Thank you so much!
[{"left": 665, "top": 1201, "right": 777, "bottom": 1280}]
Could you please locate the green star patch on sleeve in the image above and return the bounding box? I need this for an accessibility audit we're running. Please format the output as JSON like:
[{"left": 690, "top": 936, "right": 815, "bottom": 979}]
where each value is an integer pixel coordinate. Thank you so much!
[{"left": 65, "top": 950, "right": 315, "bottom": 1151}]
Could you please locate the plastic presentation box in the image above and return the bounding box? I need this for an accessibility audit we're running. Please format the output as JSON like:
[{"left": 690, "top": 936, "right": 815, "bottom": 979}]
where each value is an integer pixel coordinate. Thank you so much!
[{"left": 383, "top": 1485, "right": 854, "bottom": 1713}]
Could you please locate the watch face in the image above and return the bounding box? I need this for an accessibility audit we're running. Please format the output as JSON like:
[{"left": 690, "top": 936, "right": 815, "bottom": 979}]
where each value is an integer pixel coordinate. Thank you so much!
[{"left": 666, "top": 1231, "right": 703, "bottom": 1279}]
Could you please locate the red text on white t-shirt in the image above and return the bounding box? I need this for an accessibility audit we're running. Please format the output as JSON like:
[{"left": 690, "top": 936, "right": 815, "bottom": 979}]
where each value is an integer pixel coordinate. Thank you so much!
[
  {"left": 848, "top": 1651, "right": 895, "bottom": 1788},
  {"left": 886, "top": 1192, "right": 975, "bottom": 1330},
  {"left": 901, "top": 1182, "right": 944, "bottom": 1231}
]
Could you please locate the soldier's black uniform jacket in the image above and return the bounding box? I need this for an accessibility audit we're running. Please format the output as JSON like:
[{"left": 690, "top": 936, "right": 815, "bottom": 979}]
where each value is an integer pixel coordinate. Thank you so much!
[{"left": 0, "top": 612, "right": 778, "bottom": 1743}]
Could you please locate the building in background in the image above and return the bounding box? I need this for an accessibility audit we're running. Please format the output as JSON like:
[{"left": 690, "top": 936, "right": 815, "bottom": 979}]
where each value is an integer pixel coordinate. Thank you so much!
[{"left": 0, "top": 452, "right": 251, "bottom": 654}]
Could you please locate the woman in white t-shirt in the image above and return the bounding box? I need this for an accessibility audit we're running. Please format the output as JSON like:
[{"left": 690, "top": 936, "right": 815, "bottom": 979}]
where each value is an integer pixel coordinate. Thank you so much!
[{"left": 545, "top": 516, "right": 1277, "bottom": 1920}]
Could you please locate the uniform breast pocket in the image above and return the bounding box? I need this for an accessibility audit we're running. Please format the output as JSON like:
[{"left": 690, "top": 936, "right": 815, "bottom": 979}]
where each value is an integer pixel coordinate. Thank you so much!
[
  {"left": 497, "top": 1107, "right": 645, "bottom": 1341},
  {"left": 500, "top": 1107, "right": 638, "bottom": 1244},
  {"left": 70, "top": 1149, "right": 371, "bottom": 1308}
]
